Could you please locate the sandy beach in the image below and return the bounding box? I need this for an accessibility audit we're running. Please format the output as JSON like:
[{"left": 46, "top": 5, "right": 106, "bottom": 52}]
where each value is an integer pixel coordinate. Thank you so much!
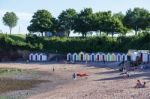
[{"left": 0, "top": 62, "right": 150, "bottom": 99}]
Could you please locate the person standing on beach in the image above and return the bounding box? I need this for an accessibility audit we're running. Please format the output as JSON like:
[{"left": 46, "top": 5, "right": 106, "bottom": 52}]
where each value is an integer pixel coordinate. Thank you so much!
[
  {"left": 72, "top": 73, "right": 77, "bottom": 80},
  {"left": 52, "top": 66, "right": 55, "bottom": 72}
]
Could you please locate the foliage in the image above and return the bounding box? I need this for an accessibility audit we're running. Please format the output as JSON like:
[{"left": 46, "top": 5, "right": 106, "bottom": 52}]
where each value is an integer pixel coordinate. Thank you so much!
[
  {"left": 3, "top": 12, "right": 18, "bottom": 34},
  {"left": 27, "top": 7, "right": 150, "bottom": 37},
  {"left": 123, "top": 8, "right": 150, "bottom": 35},
  {"left": 27, "top": 9, "right": 53, "bottom": 36},
  {"left": 73, "top": 8, "right": 94, "bottom": 37},
  {"left": 0, "top": 33, "right": 150, "bottom": 54},
  {"left": 58, "top": 8, "right": 77, "bottom": 37}
]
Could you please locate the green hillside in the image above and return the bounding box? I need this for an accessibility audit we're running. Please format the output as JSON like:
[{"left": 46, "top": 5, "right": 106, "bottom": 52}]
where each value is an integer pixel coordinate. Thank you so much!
[{"left": 0, "top": 32, "right": 150, "bottom": 54}]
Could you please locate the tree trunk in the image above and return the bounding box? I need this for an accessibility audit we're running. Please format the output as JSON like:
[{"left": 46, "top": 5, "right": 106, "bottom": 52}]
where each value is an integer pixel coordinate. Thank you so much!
[
  {"left": 100, "top": 31, "right": 101, "bottom": 36},
  {"left": 135, "top": 25, "right": 138, "bottom": 35},
  {"left": 41, "top": 32, "right": 44, "bottom": 37},
  {"left": 112, "top": 32, "right": 114, "bottom": 38},
  {"left": 82, "top": 33, "right": 84, "bottom": 38},
  {"left": 135, "top": 30, "right": 138, "bottom": 35},
  {"left": 67, "top": 33, "right": 70, "bottom": 37},
  {"left": 107, "top": 32, "right": 109, "bottom": 36},
  {"left": 67, "top": 30, "right": 70, "bottom": 37},
  {"left": 9, "top": 27, "right": 12, "bottom": 35},
  {"left": 85, "top": 33, "right": 87, "bottom": 38}
]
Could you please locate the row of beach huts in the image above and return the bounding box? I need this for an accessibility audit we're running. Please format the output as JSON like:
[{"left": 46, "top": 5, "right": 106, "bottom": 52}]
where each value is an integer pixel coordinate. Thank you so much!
[
  {"left": 67, "top": 50, "right": 150, "bottom": 62},
  {"left": 28, "top": 50, "right": 150, "bottom": 63}
]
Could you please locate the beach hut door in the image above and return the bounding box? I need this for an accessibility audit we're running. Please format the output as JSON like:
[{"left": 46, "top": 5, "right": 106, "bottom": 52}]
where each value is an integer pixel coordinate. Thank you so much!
[
  {"left": 81, "top": 54, "right": 83, "bottom": 61},
  {"left": 140, "top": 53, "right": 143, "bottom": 62},
  {"left": 69, "top": 55, "right": 71, "bottom": 61},
  {"left": 74, "top": 55, "right": 76, "bottom": 61},
  {"left": 118, "top": 56, "right": 120, "bottom": 62},
  {"left": 102, "top": 55, "right": 105, "bottom": 61},
  {"left": 97, "top": 55, "right": 99, "bottom": 61},
  {"left": 35, "top": 55, "right": 38, "bottom": 61},
  {"left": 123, "top": 56, "right": 125, "bottom": 62},
  {"left": 31, "top": 55, "right": 33, "bottom": 61},
  {"left": 40, "top": 55, "right": 42, "bottom": 61},
  {"left": 92, "top": 55, "right": 94, "bottom": 62}
]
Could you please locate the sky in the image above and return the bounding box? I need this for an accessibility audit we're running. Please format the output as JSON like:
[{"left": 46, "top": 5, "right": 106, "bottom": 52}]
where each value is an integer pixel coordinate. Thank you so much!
[{"left": 0, "top": 0, "right": 150, "bottom": 34}]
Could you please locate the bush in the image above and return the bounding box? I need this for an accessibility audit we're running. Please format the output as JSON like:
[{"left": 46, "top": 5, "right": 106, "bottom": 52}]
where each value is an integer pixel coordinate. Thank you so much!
[{"left": 0, "top": 33, "right": 150, "bottom": 54}]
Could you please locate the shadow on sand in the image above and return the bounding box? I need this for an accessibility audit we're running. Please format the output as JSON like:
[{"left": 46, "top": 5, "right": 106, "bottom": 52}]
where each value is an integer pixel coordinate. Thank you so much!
[{"left": 94, "top": 71, "right": 150, "bottom": 81}]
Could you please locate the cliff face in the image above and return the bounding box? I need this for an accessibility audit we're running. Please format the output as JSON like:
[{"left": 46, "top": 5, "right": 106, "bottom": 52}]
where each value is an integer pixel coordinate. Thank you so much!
[{"left": 0, "top": 49, "right": 29, "bottom": 62}]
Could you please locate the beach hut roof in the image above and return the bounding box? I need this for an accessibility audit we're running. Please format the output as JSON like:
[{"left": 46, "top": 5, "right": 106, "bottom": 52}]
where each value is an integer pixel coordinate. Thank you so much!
[
  {"left": 67, "top": 53, "right": 72, "bottom": 55},
  {"left": 138, "top": 50, "right": 149, "bottom": 53},
  {"left": 96, "top": 52, "right": 101, "bottom": 55},
  {"left": 85, "top": 53, "right": 90, "bottom": 55},
  {"left": 79, "top": 51, "right": 85, "bottom": 54},
  {"left": 99, "top": 52, "right": 104, "bottom": 54},
  {"left": 127, "top": 49, "right": 138, "bottom": 55},
  {"left": 90, "top": 53, "right": 95, "bottom": 55},
  {"left": 73, "top": 53, "right": 78, "bottom": 55}
]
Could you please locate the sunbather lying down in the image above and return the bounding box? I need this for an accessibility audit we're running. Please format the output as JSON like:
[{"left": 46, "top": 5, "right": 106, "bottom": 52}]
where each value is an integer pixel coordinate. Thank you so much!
[
  {"left": 77, "top": 72, "right": 89, "bottom": 77},
  {"left": 134, "top": 80, "right": 146, "bottom": 88}
]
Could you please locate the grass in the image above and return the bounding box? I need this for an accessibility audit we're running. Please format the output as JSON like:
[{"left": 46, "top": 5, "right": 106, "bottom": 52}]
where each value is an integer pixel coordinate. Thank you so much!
[
  {"left": 0, "top": 78, "right": 47, "bottom": 94},
  {"left": 0, "top": 96, "right": 15, "bottom": 99},
  {"left": 0, "top": 68, "right": 23, "bottom": 77},
  {"left": 9, "top": 34, "right": 26, "bottom": 42}
]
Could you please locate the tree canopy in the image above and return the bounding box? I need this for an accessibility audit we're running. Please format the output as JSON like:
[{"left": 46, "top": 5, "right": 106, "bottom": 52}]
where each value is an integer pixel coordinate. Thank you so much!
[
  {"left": 27, "top": 7, "right": 150, "bottom": 37},
  {"left": 3, "top": 12, "right": 18, "bottom": 34},
  {"left": 74, "top": 8, "right": 94, "bottom": 37},
  {"left": 58, "top": 8, "right": 77, "bottom": 37},
  {"left": 27, "top": 9, "right": 53, "bottom": 36},
  {"left": 123, "top": 8, "right": 150, "bottom": 35}
]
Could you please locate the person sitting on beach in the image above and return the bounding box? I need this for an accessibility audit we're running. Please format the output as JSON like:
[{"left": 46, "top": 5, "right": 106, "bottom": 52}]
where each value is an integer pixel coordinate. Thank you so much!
[
  {"left": 77, "top": 72, "right": 88, "bottom": 77},
  {"left": 134, "top": 80, "right": 142, "bottom": 88},
  {"left": 141, "top": 82, "right": 146, "bottom": 88},
  {"left": 120, "top": 67, "right": 129, "bottom": 77}
]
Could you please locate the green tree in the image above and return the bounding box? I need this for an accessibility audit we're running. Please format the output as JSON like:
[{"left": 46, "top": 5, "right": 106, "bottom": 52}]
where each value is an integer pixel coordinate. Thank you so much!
[
  {"left": 74, "top": 8, "right": 93, "bottom": 37},
  {"left": 3, "top": 12, "right": 18, "bottom": 34},
  {"left": 113, "top": 12, "right": 125, "bottom": 22},
  {"left": 123, "top": 8, "right": 150, "bottom": 35},
  {"left": 106, "top": 17, "right": 126, "bottom": 38},
  {"left": 58, "top": 8, "right": 77, "bottom": 37},
  {"left": 27, "top": 9, "right": 53, "bottom": 36},
  {"left": 94, "top": 11, "right": 127, "bottom": 38},
  {"left": 93, "top": 11, "right": 112, "bottom": 36}
]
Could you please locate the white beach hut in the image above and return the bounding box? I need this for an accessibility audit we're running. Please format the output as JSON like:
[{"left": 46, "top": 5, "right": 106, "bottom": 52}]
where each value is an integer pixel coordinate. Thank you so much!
[
  {"left": 85, "top": 53, "right": 90, "bottom": 61},
  {"left": 121, "top": 53, "right": 127, "bottom": 61},
  {"left": 96, "top": 52, "right": 101, "bottom": 62},
  {"left": 112, "top": 53, "right": 116, "bottom": 62},
  {"left": 67, "top": 53, "right": 72, "bottom": 61},
  {"left": 38, "top": 53, "right": 48, "bottom": 61},
  {"left": 142, "top": 53, "right": 148, "bottom": 62},
  {"left": 100, "top": 53, "right": 106, "bottom": 62},
  {"left": 117, "top": 53, "right": 122, "bottom": 62},
  {"left": 79, "top": 52, "right": 85, "bottom": 61},
  {"left": 34, "top": 53, "right": 38, "bottom": 61},
  {"left": 106, "top": 53, "right": 111, "bottom": 62},
  {"left": 72, "top": 53, "right": 78, "bottom": 62},
  {"left": 90, "top": 53, "right": 96, "bottom": 62},
  {"left": 131, "top": 52, "right": 140, "bottom": 61},
  {"left": 29, "top": 53, "right": 34, "bottom": 61}
]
